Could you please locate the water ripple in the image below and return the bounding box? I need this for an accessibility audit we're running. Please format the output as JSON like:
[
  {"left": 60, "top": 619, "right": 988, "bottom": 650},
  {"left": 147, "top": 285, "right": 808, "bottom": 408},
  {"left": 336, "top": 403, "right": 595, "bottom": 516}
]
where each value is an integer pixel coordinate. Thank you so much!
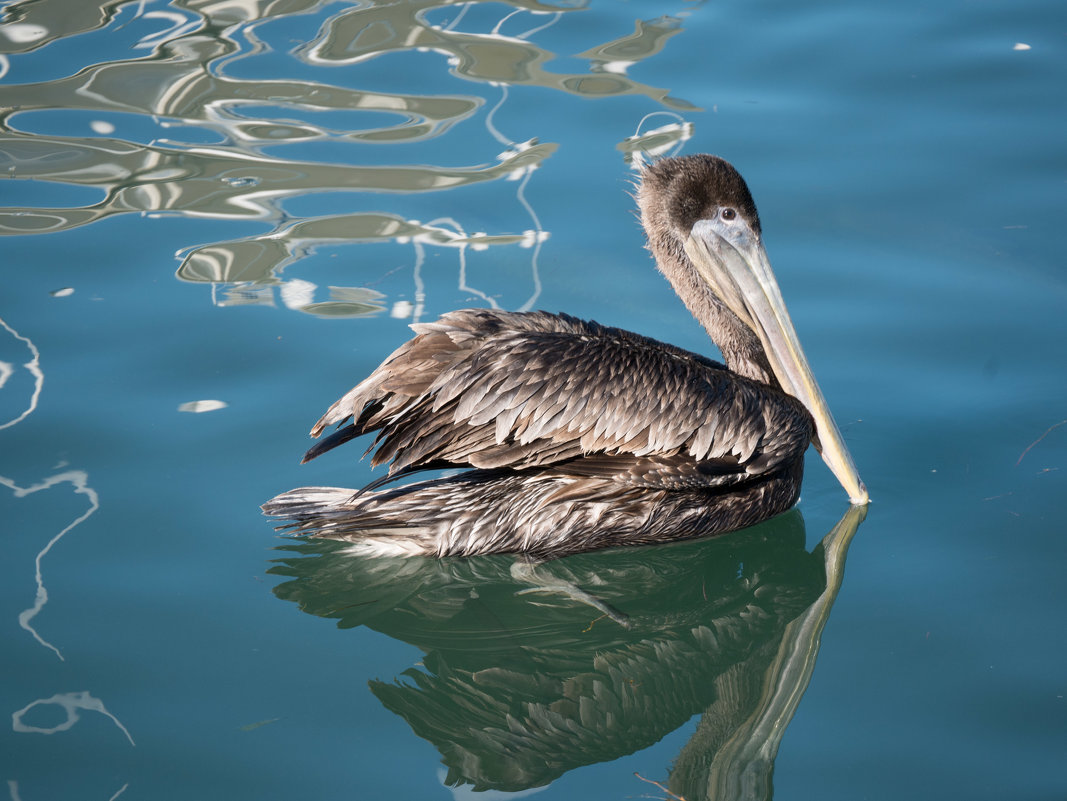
[{"left": 0, "top": 0, "right": 700, "bottom": 315}]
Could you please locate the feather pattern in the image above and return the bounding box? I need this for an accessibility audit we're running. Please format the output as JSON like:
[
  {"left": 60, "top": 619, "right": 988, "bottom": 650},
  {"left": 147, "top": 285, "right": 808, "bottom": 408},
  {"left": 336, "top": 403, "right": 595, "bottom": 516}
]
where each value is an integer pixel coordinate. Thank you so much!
[
  {"left": 263, "top": 458, "right": 804, "bottom": 558},
  {"left": 303, "top": 309, "right": 812, "bottom": 490}
]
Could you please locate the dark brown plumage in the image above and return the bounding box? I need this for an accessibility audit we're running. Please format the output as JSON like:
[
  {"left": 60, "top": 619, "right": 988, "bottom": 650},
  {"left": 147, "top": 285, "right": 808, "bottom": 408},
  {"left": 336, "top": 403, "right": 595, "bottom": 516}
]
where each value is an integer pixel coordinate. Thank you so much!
[{"left": 263, "top": 154, "right": 867, "bottom": 556}]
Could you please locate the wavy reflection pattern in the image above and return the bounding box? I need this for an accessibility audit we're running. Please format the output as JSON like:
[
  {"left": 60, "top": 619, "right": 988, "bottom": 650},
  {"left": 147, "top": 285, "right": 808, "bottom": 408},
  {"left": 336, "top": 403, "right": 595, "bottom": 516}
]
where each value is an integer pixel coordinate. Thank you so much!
[
  {"left": 0, "top": 0, "right": 699, "bottom": 317},
  {"left": 271, "top": 506, "right": 865, "bottom": 799},
  {"left": 1, "top": 316, "right": 132, "bottom": 787}
]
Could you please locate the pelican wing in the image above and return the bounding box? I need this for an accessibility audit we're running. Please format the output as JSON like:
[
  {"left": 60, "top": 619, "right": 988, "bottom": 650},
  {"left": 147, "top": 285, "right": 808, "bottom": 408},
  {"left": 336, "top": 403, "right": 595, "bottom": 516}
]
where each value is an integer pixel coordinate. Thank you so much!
[{"left": 305, "top": 310, "right": 812, "bottom": 488}]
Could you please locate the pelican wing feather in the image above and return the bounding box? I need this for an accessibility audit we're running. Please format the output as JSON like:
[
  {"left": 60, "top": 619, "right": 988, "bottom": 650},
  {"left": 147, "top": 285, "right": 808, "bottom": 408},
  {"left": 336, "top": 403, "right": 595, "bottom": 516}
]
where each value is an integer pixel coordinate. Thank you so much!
[{"left": 304, "top": 309, "right": 811, "bottom": 489}]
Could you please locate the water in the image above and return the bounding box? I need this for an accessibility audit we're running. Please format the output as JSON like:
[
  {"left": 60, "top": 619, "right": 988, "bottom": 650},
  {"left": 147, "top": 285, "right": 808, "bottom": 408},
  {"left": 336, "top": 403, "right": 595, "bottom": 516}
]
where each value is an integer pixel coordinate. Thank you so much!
[{"left": 1, "top": 0, "right": 1065, "bottom": 798}]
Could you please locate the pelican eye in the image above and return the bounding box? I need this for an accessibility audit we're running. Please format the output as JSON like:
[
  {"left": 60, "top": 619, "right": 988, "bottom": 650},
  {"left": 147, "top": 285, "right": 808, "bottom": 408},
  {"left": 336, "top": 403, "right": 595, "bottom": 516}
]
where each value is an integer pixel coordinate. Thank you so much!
[{"left": 720, "top": 207, "right": 737, "bottom": 221}]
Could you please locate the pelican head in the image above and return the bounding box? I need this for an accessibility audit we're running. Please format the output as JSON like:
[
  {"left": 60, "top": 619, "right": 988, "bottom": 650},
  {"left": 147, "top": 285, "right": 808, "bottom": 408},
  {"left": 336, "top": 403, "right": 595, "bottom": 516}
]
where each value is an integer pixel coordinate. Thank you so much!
[{"left": 638, "top": 154, "right": 868, "bottom": 505}]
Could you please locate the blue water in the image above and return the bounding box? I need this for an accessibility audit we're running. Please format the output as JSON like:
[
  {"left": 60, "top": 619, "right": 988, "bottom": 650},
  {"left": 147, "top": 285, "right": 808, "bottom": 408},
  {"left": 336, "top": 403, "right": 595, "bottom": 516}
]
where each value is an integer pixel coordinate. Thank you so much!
[{"left": 2, "top": 0, "right": 1065, "bottom": 798}]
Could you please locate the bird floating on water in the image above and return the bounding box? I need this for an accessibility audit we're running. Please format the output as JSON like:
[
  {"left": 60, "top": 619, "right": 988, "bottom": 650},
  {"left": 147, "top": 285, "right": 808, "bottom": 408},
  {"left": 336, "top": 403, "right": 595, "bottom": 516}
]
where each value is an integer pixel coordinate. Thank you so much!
[{"left": 264, "top": 154, "right": 868, "bottom": 557}]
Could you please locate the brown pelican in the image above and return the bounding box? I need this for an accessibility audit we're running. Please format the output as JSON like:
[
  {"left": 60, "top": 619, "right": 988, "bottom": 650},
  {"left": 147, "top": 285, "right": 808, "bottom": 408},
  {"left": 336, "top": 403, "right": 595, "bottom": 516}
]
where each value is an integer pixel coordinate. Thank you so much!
[{"left": 264, "top": 154, "right": 868, "bottom": 556}]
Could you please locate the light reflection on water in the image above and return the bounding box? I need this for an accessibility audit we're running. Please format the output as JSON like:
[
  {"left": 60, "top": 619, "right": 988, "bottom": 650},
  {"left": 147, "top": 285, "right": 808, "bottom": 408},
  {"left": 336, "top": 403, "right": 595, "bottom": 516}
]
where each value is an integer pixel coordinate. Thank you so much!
[{"left": 0, "top": 0, "right": 696, "bottom": 320}]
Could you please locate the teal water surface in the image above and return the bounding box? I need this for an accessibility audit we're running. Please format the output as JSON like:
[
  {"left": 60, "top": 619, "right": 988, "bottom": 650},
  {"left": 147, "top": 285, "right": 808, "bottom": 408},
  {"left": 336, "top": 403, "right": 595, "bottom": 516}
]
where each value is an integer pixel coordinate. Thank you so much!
[{"left": 1, "top": 0, "right": 1065, "bottom": 799}]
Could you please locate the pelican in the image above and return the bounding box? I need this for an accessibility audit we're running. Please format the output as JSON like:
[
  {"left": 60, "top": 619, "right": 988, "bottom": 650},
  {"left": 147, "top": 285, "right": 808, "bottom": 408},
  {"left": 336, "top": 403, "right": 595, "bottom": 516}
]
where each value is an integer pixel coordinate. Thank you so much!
[{"left": 264, "top": 154, "right": 868, "bottom": 556}]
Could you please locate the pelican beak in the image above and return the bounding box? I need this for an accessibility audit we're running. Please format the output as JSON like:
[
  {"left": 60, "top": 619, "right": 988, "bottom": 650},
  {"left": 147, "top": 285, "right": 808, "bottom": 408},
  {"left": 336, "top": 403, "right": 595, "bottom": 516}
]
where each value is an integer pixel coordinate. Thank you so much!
[{"left": 684, "top": 218, "right": 869, "bottom": 504}]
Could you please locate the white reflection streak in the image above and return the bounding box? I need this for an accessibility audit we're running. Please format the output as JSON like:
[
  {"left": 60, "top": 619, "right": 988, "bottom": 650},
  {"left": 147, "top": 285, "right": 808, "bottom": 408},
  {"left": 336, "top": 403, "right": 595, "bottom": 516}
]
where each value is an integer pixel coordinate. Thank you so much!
[
  {"left": 514, "top": 12, "right": 563, "bottom": 40},
  {"left": 513, "top": 168, "right": 543, "bottom": 312},
  {"left": 491, "top": 8, "right": 525, "bottom": 35},
  {"left": 627, "top": 111, "right": 692, "bottom": 170},
  {"left": 115, "top": 0, "right": 148, "bottom": 29},
  {"left": 484, "top": 83, "right": 511, "bottom": 147},
  {"left": 427, "top": 217, "right": 501, "bottom": 310},
  {"left": 485, "top": 84, "right": 545, "bottom": 311},
  {"left": 442, "top": 2, "right": 472, "bottom": 32},
  {"left": 133, "top": 11, "right": 202, "bottom": 50},
  {"left": 426, "top": 7, "right": 555, "bottom": 314},
  {"left": 1, "top": 470, "right": 101, "bottom": 661},
  {"left": 411, "top": 241, "right": 427, "bottom": 323},
  {"left": 0, "top": 317, "right": 44, "bottom": 432},
  {"left": 484, "top": 4, "right": 561, "bottom": 312},
  {"left": 0, "top": 316, "right": 100, "bottom": 660},
  {"left": 12, "top": 690, "right": 135, "bottom": 746},
  {"left": 488, "top": 86, "right": 546, "bottom": 309}
]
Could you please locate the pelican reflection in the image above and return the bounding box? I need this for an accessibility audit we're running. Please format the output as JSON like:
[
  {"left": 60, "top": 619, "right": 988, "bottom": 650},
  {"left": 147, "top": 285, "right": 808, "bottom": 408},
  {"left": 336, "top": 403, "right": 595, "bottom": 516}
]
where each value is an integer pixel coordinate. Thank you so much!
[{"left": 268, "top": 505, "right": 865, "bottom": 799}]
